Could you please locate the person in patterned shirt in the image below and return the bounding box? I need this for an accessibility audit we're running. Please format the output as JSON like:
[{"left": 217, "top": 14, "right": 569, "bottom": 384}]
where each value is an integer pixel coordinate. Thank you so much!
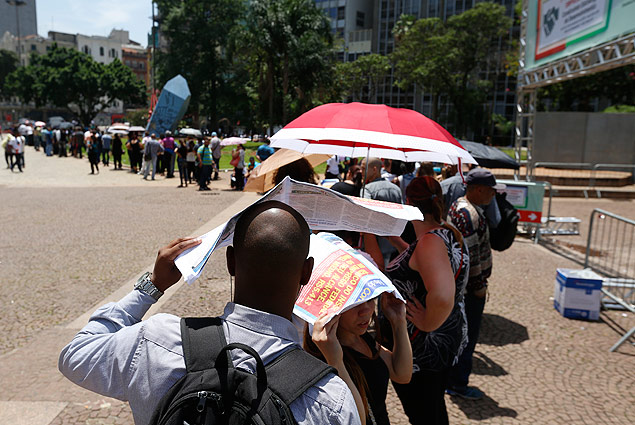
[{"left": 446, "top": 168, "right": 505, "bottom": 400}]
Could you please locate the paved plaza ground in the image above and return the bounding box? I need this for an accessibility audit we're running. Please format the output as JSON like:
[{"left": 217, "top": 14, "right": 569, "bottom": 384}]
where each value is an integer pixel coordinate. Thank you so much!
[{"left": 0, "top": 148, "right": 633, "bottom": 424}]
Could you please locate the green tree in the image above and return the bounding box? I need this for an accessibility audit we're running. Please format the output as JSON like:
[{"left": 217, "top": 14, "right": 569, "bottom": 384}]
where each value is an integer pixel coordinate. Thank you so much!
[
  {"left": 337, "top": 54, "right": 391, "bottom": 103},
  {"left": 0, "top": 49, "right": 18, "bottom": 98},
  {"left": 240, "top": 0, "right": 334, "bottom": 130},
  {"left": 6, "top": 45, "right": 146, "bottom": 125},
  {"left": 392, "top": 2, "right": 511, "bottom": 137},
  {"left": 538, "top": 65, "right": 635, "bottom": 112},
  {"left": 155, "top": 0, "right": 246, "bottom": 129}
]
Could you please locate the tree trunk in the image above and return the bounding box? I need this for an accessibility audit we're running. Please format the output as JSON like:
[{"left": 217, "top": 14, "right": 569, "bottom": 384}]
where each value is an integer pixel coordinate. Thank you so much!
[
  {"left": 282, "top": 53, "right": 289, "bottom": 125},
  {"left": 266, "top": 59, "right": 274, "bottom": 133},
  {"left": 431, "top": 93, "right": 439, "bottom": 122}
]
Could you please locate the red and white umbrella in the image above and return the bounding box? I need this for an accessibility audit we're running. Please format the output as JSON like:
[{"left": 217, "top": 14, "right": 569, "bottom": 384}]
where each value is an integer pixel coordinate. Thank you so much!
[{"left": 270, "top": 102, "right": 477, "bottom": 165}]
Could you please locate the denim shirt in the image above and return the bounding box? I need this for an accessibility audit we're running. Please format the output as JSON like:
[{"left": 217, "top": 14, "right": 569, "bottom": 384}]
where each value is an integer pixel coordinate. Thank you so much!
[{"left": 59, "top": 291, "right": 360, "bottom": 425}]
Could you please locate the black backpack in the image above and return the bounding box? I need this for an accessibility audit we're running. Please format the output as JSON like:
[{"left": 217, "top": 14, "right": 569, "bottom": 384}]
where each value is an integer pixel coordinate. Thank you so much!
[
  {"left": 489, "top": 192, "right": 519, "bottom": 251},
  {"left": 150, "top": 317, "right": 336, "bottom": 425}
]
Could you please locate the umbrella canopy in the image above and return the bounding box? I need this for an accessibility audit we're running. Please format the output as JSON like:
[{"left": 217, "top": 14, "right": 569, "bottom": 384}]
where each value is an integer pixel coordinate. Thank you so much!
[
  {"left": 58, "top": 122, "right": 73, "bottom": 130},
  {"left": 271, "top": 102, "right": 476, "bottom": 165},
  {"left": 108, "top": 124, "right": 129, "bottom": 131},
  {"left": 220, "top": 137, "right": 250, "bottom": 146},
  {"left": 34, "top": 121, "right": 46, "bottom": 127},
  {"left": 128, "top": 126, "right": 146, "bottom": 133},
  {"left": 179, "top": 128, "right": 202, "bottom": 137},
  {"left": 108, "top": 129, "right": 129, "bottom": 135},
  {"left": 244, "top": 149, "right": 331, "bottom": 193},
  {"left": 458, "top": 140, "right": 519, "bottom": 170}
]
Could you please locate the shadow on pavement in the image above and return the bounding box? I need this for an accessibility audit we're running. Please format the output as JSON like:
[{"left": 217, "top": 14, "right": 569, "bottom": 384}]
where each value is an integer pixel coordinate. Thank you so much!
[
  {"left": 448, "top": 393, "right": 518, "bottom": 421},
  {"left": 472, "top": 351, "right": 508, "bottom": 376},
  {"left": 479, "top": 313, "right": 529, "bottom": 346}
]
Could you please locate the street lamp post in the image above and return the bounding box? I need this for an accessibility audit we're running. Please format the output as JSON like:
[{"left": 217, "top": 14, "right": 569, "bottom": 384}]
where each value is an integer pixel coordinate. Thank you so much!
[{"left": 6, "top": 0, "right": 27, "bottom": 66}]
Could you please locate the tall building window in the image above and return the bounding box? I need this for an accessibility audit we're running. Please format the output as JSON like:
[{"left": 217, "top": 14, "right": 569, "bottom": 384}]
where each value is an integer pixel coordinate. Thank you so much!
[
  {"left": 100, "top": 46, "right": 104, "bottom": 56},
  {"left": 356, "top": 11, "right": 365, "bottom": 27},
  {"left": 337, "top": 6, "right": 345, "bottom": 20}
]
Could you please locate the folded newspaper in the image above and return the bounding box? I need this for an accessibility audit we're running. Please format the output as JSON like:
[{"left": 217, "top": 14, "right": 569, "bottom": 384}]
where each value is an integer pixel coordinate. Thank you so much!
[
  {"left": 174, "top": 176, "right": 423, "bottom": 284},
  {"left": 294, "top": 232, "right": 405, "bottom": 325}
]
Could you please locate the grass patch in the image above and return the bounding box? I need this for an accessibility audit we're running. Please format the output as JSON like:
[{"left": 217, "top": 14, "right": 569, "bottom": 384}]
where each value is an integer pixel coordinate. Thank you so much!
[{"left": 499, "top": 147, "right": 527, "bottom": 161}]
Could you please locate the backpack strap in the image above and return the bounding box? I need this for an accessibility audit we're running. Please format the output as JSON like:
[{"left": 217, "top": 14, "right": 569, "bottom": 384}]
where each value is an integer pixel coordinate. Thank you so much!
[
  {"left": 264, "top": 347, "right": 337, "bottom": 405},
  {"left": 181, "top": 317, "right": 228, "bottom": 372}
]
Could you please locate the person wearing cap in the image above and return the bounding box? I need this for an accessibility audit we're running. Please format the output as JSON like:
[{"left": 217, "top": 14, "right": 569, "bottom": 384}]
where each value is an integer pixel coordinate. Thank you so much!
[
  {"left": 446, "top": 168, "right": 505, "bottom": 400},
  {"left": 209, "top": 132, "right": 221, "bottom": 180}
]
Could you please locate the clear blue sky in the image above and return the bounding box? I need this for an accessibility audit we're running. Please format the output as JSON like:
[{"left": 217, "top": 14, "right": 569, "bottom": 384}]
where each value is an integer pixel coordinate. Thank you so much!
[{"left": 37, "top": 0, "right": 153, "bottom": 47}]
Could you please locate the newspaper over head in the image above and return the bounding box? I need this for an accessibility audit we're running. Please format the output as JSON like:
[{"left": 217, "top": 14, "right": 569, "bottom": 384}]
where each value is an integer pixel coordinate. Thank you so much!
[
  {"left": 174, "top": 176, "right": 423, "bottom": 284},
  {"left": 295, "top": 232, "right": 405, "bottom": 325}
]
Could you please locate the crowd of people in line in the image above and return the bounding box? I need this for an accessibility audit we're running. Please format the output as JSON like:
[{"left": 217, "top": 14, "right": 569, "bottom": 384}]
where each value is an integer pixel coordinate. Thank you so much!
[
  {"left": 2, "top": 121, "right": 263, "bottom": 193},
  {"left": 52, "top": 123, "right": 505, "bottom": 424}
]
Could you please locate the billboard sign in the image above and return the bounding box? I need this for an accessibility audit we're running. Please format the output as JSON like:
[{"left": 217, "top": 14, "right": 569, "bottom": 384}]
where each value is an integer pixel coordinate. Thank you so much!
[{"left": 525, "top": 0, "right": 635, "bottom": 70}]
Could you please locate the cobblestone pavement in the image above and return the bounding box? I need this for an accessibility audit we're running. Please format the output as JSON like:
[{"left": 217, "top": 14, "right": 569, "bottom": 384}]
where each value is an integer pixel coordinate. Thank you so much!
[{"left": 1, "top": 147, "right": 633, "bottom": 424}]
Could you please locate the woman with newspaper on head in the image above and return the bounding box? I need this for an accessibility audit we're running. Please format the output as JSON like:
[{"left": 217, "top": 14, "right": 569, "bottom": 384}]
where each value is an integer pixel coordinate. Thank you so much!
[
  {"left": 305, "top": 291, "right": 412, "bottom": 425},
  {"left": 381, "top": 176, "right": 469, "bottom": 425}
]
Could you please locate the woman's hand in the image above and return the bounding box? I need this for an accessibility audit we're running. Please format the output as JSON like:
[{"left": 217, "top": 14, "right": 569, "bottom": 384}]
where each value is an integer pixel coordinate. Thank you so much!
[
  {"left": 405, "top": 297, "right": 427, "bottom": 331},
  {"left": 311, "top": 313, "right": 342, "bottom": 365},
  {"left": 381, "top": 292, "right": 406, "bottom": 325}
]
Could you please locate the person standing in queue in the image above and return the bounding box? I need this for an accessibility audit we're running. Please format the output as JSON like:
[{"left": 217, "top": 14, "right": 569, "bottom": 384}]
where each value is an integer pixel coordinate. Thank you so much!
[{"left": 384, "top": 176, "right": 469, "bottom": 425}]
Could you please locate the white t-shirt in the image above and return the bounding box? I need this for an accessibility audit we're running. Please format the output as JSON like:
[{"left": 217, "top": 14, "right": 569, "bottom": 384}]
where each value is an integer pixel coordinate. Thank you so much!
[
  {"left": 327, "top": 156, "right": 340, "bottom": 175},
  {"left": 8, "top": 136, "right": 24, "bottom": 154}
]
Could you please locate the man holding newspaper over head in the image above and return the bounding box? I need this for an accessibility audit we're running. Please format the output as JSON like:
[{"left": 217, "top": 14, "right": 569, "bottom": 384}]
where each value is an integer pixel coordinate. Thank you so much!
[{"left": 59, "top": 177, "right": 463, "bottom": 425}]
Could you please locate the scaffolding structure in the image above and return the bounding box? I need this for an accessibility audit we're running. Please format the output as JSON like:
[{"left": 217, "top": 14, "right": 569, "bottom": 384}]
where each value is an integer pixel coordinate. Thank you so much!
[{"left": 514, "top": 0, "right": 635, "bottom": 180}]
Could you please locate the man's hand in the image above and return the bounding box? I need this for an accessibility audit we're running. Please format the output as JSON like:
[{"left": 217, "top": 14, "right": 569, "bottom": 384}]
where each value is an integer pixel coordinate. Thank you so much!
[{"left": 152, "top": 237, "right": 201, "bottom": 292}]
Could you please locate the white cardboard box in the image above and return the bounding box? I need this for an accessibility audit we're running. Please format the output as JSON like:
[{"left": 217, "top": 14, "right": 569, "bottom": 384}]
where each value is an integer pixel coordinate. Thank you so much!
[{"left": 554, "top": 268, "right": 603, "bottom": 321}]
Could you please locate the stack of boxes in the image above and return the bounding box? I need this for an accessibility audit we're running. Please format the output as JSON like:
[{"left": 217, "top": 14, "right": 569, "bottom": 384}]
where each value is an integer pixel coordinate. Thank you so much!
[{"left": 554, "top": 268, "right": 603, "bottom": 321}]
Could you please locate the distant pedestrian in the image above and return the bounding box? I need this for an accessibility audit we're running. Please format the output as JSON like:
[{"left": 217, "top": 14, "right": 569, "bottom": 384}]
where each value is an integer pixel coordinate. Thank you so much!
[
  {"left": 196, "top": 137, "right": 213, "bottom": 191},
  {"left": 43, "top": 126, "right": 53, "bottom": 156},
  {"left": 256, "top": 137, "right": 274, "bottom": 162},
  {"left": 53, "top": 128, "right": 62, "bottom": 155},
  {"left": 34, "top": 125, "right": 42, "bottom": 151},
  {"left": 176, "top": 139, "right": 188, "bottom": 188},
  {"left": 186, "top": 140, "right": 196, "bottom": 184},
  {"left": 87, "top": 135, "right": 100, "bottom": 174},
  {"left": 7, "top": 130, "right": 23, "bottom": 172},
  {"left": 127, "top": 133, "right": 142, "bottom": 173},
  {"left": 101, "top": 133, "right": 112, "bottom": 166},
  {"left": 210, "top": 131, "right": 221, "bottom": 180},
  {"left": 162, "top": 131, "right": 176, "bottom": 178},
  {"left": 325, "top": 155, "right": 341, "bottom": 180},
  {"left": 143, "top": 134, "right": 164, "bottom": 180},
  {"left": 72, "top": 128, "right": 84, "bottom": 158},
  {"left": 112, "top": 134, "right": 124, "bottom": 169},
  {"left": 4, "top": 132, "right": 13, "bottom": 169},
  {"left": 232, "top": 144, "right": 245, "bottom": 191}
]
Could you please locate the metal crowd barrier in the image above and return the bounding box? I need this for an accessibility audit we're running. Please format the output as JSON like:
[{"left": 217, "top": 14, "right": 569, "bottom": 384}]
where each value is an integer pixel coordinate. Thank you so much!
[{"left": 584, "top": 208, "right": 635, "bottom": 352}]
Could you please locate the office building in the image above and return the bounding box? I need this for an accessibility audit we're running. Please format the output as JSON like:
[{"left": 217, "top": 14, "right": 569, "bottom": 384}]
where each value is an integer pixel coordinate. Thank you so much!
[{"left": 0, "top": 0, "right": 37, "bottom": 39}]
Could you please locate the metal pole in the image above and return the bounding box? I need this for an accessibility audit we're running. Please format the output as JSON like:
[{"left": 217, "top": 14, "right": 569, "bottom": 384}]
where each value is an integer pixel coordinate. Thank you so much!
[
  {"left": 151, "top": 1, "right": 156, "bottom": 97},
  {"left": 361, "top": 146, "right": 370, "bottom": 198},
  {"left": 584, "top": 209, "right": 597, "bottom": 268},
  {"left": 14, "top": 1, "right": 21, "bottom": 65}
]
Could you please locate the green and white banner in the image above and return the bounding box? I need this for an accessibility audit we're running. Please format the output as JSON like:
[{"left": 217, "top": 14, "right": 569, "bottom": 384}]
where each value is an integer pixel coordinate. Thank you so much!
[{"left": 525, "top": 0, "right": 635, "bottom": 70}]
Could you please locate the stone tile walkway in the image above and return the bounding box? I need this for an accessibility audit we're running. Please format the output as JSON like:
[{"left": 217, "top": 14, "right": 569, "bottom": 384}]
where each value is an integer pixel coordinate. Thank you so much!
[{"left": 1, "top": 147, "right": 633, "bottom": 424}]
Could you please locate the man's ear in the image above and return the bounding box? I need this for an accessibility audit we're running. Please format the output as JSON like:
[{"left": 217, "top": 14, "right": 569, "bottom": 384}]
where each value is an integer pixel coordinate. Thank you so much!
[
  {"left": 226, "top": 246, "right": 236, "bottom": 277},
  {"left": 299, "top": 257, "right": 314, "bottom": 287}
]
